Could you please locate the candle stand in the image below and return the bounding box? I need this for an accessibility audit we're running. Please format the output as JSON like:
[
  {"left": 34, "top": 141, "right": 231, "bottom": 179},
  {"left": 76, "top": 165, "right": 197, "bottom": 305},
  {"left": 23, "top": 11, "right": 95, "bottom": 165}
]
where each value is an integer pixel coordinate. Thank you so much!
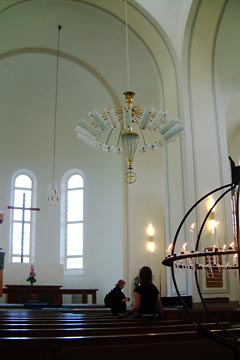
[{"left": 162, "top": 157, "right": 240, "bottom": 355}]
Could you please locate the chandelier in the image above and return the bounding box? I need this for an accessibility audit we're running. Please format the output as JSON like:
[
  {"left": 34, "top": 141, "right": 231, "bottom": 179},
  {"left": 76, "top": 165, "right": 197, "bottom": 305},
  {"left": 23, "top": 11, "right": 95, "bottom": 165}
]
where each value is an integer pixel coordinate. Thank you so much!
[
  {"left": 75, "top": 92, "right": 183, "bottom": 184},
  {"left": 48, "top": 25, "right": 61, "bottom": 205},
  {"left": 75, "top": 1, "right": 183, "bottom": 184}
]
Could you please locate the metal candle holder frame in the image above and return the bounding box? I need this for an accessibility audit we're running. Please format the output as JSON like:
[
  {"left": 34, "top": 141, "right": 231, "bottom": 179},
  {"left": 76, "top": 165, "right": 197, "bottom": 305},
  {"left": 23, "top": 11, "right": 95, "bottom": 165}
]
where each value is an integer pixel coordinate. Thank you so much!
[{"left": 162, "top": 157, "right": 240, "bottom": 354}]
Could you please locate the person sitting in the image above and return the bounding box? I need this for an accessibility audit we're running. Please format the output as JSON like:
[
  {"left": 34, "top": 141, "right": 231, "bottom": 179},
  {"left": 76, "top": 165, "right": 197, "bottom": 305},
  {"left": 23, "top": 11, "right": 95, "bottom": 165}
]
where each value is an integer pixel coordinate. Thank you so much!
[
  {"left": 119, "top": 266, "right": 164, "bottom": 319},
  {"left": 107, "top": 279, "right": 130, "bottom": 316}
]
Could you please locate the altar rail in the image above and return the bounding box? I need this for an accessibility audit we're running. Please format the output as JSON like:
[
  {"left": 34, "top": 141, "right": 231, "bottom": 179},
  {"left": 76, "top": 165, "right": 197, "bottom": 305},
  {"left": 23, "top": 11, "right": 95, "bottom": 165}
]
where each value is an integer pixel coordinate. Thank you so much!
[
  {"left": 60, "top": 288, "right": 98, "bottom": 304},
  {"left": 2, "top": 286, "right": 98, "bottom": 305}
]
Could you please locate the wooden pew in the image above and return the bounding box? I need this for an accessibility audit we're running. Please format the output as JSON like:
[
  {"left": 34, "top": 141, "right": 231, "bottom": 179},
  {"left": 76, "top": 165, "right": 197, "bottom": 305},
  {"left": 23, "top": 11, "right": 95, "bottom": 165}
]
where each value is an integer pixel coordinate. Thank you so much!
[
  {"left": 0, "top": 308, "right": 238, "bottom": 360},
  {"left": 0, "top": 321, "right": 233, "bottom": 336},
  {"left": 0, "top": 330, "right": 237, "bottom": 360}
]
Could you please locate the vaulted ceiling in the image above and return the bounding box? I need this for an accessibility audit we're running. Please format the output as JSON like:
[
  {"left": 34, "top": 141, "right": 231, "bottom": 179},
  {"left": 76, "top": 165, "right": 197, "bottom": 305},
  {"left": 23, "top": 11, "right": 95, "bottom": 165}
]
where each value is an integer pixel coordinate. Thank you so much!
[{"left": 0, "top": 0, "right": 239, "bottom": 148}]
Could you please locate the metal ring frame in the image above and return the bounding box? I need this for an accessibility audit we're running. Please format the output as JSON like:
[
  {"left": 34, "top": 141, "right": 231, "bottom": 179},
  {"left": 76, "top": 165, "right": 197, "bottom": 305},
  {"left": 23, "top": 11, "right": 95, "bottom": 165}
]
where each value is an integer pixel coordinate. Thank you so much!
[{"left": 162, "top": 158, "right": 240, "bottom": 356}]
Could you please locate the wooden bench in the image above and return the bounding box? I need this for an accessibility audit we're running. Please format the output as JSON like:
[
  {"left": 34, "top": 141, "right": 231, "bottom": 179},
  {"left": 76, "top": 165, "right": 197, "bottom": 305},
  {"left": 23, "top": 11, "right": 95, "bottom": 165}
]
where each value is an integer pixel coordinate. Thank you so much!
[
  {"left": 0, "top": 308, "right": 238, "bottom": 360},
  {"left": 0, "top": 321, "right": 233, "bottom": 336},
  {"left": 0, "top": 331, "right": 237, "bottom": 360}
]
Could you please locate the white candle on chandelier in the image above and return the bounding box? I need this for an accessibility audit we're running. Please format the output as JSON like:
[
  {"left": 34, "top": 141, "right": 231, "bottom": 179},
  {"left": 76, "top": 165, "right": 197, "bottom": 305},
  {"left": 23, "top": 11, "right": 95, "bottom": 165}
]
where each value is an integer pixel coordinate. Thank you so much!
[
  {"left": 233, "top": 253, "right": 238, "bottom": 266},
  {"left": 166, "top": 243, "right": 173, "bottom": 256},
  {"left": 211, "top": 221, "right": 219, "bottom": 249},
  {"left": 181, "top": 242, "right": 187, "bottom": 254},
  {"left": 189, "top": 222, "right": 196, "bottom": 251}
]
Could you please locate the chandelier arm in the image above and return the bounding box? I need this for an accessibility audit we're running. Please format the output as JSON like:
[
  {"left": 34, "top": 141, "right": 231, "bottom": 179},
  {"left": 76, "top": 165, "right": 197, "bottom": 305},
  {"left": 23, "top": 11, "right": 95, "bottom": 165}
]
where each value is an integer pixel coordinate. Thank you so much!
[
  {"left": 148, "top": 127, "right": 163, "bottom": 145},
  {"left": 117, "top": 123, "right": 124, "bottom": 147},
  {"left": 134, "top": 118, "right": 147, "bottom": 146},
  {"left": 94, "top": 128, "right": 105, "bottom": 141},
  {"left": 104, "top": 128, "right": 114, "bottom": 146}
]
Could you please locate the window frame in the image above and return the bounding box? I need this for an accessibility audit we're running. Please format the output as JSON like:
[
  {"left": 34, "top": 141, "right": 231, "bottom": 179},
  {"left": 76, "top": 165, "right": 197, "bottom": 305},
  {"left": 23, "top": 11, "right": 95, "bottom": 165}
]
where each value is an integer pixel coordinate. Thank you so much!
[
  {"left": 9, "top": 170, "right": 37, "bottom": 264},
  {"left": 61, "top": 169, "right": 84, "bottom": 275}
]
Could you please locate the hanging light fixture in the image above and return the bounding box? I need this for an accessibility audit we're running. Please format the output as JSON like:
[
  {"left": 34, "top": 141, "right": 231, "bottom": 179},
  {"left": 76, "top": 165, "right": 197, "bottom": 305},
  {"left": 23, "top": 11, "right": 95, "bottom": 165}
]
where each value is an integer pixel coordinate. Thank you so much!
[
  {"left": 48, "top": 24, "right": 61, "bottom": 205},
  {"left": 75, "top": 1, "right": 183, "bottom": 184}
]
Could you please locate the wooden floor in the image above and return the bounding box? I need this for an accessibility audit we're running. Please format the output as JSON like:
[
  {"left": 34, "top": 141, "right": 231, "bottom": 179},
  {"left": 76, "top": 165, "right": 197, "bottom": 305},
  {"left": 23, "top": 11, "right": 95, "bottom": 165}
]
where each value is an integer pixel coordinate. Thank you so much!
[{"left": 0, "top": 304, "right": 238, "bottom": 360}]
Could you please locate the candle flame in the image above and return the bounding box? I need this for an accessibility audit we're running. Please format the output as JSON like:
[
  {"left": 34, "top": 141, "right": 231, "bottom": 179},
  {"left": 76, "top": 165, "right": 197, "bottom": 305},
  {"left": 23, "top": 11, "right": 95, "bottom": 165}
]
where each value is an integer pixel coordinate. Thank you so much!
[
  {"left": 190, "top": 222, "right": 195, "bottom": 232},
  {"left": 182, "top": 242, "right": 187, "bottom": 251},
  {"left": 210, "top": 219, "right": 219, "bottom": 234}
]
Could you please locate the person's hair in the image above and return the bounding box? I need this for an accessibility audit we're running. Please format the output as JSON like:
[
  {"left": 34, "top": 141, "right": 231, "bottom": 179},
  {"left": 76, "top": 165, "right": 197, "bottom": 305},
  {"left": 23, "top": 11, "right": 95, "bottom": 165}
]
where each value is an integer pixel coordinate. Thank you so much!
[
  {"left": 139, "top": 266, "right": 153, "bottom": 284},
  {"left": 115, "top": 279, "right": 126, "bottom": 287}
]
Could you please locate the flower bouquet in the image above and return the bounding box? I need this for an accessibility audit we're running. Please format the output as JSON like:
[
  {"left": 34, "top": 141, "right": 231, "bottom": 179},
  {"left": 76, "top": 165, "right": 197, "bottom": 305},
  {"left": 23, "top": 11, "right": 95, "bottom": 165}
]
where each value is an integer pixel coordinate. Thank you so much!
[{"left": 26, "top": 264, "right": 36, "bottom": 285}]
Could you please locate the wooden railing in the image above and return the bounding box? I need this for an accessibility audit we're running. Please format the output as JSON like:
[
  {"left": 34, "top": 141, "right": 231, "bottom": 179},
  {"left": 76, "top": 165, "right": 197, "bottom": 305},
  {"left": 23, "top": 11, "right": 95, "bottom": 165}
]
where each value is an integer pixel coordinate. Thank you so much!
[{"left": 2, "top": 285, "right": 98, "bottom": 305}]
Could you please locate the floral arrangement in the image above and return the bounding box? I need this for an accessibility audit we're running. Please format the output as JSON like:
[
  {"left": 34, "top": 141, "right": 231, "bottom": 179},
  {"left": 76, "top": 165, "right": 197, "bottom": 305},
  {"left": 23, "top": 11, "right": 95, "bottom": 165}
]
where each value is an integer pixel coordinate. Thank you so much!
[{"left": 26, "top": 264, "right": 36, "bottom": 285}]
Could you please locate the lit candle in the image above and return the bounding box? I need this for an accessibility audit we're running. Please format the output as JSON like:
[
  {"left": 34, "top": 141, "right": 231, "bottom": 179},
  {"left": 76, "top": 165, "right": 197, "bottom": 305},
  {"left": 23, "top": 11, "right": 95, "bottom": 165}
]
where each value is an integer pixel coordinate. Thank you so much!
[
  {"left": 181, "top": 242, "right": 187, "bottom": 254},
  {"left": 212, "top": 221, "right": 220, "bottom": 249},
  {"left": 166, "top": 243, "right": 173, "bottom": 256},
  {"left": 229, "top": 242, "right": 235, "bottom": 250},
  {"left": 233, "top": 253, "right": 238, "bottom": 266},
  {"left": 190, "top": 222, "right": 195, "bottom": 251}
]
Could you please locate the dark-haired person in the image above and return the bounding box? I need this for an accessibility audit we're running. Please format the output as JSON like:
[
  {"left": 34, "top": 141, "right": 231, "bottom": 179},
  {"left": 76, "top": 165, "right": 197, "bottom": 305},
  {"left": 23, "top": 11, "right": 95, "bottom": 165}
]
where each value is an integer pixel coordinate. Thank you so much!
[{"left": 119, "top": 266, "right": 164, "bottom": 318}]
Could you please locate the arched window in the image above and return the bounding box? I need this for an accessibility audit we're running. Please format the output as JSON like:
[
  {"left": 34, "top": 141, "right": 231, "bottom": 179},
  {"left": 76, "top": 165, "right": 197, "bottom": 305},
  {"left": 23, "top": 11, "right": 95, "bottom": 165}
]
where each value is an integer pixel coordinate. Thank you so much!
[
  {"left": 61, "top": 171, "right": 84, "bottom": 271},
  {"left": 10, "top": 171, "right": 36, "bottom": 263}
]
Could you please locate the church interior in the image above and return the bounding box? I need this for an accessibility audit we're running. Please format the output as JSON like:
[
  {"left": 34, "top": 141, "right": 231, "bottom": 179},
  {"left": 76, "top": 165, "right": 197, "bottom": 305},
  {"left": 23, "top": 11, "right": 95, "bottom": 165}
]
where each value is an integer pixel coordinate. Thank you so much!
[{"left": 0, "top": 0, "right": 240, "bottom": 357}]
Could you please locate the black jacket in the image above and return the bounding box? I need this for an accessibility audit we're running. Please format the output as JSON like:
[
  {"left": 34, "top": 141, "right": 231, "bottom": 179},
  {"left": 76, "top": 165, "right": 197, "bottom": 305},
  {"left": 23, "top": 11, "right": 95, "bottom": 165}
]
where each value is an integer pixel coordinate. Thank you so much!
[{"left": 110, "top": 286, "right": 127, "bottom": 315}]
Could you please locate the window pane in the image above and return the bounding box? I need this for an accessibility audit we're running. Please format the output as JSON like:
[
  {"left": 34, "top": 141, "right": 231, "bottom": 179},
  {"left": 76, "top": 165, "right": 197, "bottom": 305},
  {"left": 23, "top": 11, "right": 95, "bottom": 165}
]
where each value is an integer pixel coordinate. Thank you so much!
[
  {"left": 66, "top": 257, "right": 83, "bottom": 269},
  {"left": 23, "top": 256, "right": 29, "bottom": 263},
  {"left": 13, "top": 210, "right": 23, "bottom": 221},
  {"left": 67, "top": 223, "right": 83, "bottom": 256},
  {"left": 14, "top": 190, "right": 32, "bottom": 208},
  {"left": 23, "top": 243, "right": 30, "bottom": 255},
  {"left": 67, "top": 239, "right": 82, "bottom": 255},
  {"left": 15, "top": 175, "right": 32, "bottom": 188},
  {"left": 12, "top": 223, "right": 23, "bottom": 253},
  {"left": 67, "top": 223, "right": 83, "bottom": 239},
  {"left": 68, "top": 174, "right": 83, "bottom": 189},
  {"left": 67, "top": 190, "right": 83, "bottom": 221}
]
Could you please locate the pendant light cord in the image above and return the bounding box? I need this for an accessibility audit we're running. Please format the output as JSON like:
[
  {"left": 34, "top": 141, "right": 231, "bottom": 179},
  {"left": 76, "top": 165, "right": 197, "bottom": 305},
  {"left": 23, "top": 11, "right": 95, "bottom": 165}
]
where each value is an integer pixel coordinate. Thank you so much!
[
  {"left": 125, "top": 0, "right": 130, "bottom": 90},
  {"left": 52, "top": 25, "right": 61, "bottom": 185}
]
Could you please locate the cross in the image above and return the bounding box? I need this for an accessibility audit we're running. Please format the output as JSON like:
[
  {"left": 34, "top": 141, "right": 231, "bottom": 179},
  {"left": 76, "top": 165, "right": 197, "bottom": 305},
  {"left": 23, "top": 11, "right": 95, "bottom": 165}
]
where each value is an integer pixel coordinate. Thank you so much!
[{"left": 8, "top": 193, "right": 40, "bottom": 263}]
